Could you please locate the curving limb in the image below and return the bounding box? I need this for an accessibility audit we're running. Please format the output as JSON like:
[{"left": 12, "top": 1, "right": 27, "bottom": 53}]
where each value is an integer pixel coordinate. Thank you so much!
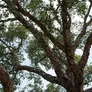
[
  {"left": 78, "top": 33, "right": 92, "bottom": 70},
  {"left": 16, "top": 65, "right": 74, "bottom": 89},
  {"left": 3, "top": 0, "right": 65, "bottom": 52}
]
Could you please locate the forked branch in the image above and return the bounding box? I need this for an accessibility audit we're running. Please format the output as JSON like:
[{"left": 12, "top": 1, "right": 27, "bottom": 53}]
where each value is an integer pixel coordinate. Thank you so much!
[{"left": 73, "top": 3, "right": 92, "bottom": 51}]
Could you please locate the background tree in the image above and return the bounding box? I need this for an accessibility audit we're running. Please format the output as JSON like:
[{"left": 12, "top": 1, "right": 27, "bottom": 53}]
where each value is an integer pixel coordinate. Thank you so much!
[{"left": 0, "top": 0, "right": 92, "bottom": 92}]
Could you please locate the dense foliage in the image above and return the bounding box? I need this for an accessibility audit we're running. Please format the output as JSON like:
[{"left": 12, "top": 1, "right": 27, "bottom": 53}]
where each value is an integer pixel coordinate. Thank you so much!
[{"left": 0, "top": 0, "right": 92, "bottom": 92}]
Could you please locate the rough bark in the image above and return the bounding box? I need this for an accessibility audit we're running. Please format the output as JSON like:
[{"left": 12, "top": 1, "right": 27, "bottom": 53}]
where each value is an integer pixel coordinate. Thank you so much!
[
  {"left": 0, "top": 65, "right": 13, "bottom": 92},
  {"left": 79, "top": 33, "right": 92, "bottom": 70},
  {"left": 1, "top": 0, "right": 92, "bottom": 92}
]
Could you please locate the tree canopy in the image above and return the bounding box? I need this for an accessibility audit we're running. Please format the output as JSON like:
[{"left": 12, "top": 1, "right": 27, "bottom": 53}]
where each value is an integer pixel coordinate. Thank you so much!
[{"left": 0, "top": 0, "right": 92, "bottom": 92}]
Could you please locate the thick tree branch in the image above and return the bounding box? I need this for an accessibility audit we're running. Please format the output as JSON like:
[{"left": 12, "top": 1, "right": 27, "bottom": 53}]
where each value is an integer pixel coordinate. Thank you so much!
[
  {"left": 78, "top": 33, "right": 92, "bottom": 70},
  {"left": 61, "top": 0, "right": 71, "bottom": 49},
  {"left": 4, "top": 0, "right": 65, "bottom": 52},
  {"left": 86, "top": 19, "right": 92, "bottom": 27},
  {"left": 73, "top": 3, "right": 92, "bottom": 51},
  {"left": 60, "top": 2, "right": 84, "bottom": 90},
  {"left": 16, "top": 65, "right": 61, "bottom": 84},
  {"left": 6, "top": 0, "right": 62, "bottom": 75},
  {"left": 61, "top": 0, "right": 78, "bottom": 75},
  {"left": 20, "top": 6, "right": 65, "bottom": 52},
  {"left": 0, "top": 65, "right": 13, "bottom": 92},
  {"left": 16, "top": 65, "right": 74, "bottom": 89},
  {"left": 2, "top": 0, "right": 70, "bottom": 81},
  {"left": 84, "top": 87, "right": 92, "bottom": 92},
  {"left": 2, "top": 1, "right": 75, "bottom": 89}
]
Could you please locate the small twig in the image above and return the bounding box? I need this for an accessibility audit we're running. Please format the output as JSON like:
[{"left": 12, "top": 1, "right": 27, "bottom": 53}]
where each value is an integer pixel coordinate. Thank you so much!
[
  {"left": 0, "top": 4, "right": 8, "bottom": 8},
  {"left": 0, "top": 18, "right": 16, "bottom": 22}
]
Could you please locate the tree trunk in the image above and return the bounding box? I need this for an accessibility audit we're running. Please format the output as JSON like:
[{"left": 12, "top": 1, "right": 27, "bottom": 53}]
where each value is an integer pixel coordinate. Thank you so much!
[
  {"left": 66, "top": 78, "right": 83, "bottom": 92},
  {"left": 67, "top": 88, "right": 82, "bottom": 92},
  {"left": 66, "top": 84, "right": 83, "bottom": 92}
]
